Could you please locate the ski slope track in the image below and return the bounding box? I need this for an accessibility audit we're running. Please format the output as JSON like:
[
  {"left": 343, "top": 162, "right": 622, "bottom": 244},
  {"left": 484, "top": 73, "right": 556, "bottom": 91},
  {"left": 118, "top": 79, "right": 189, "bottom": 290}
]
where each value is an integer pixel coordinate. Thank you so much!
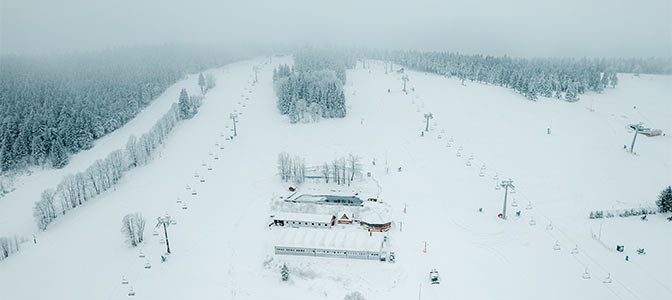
[{"left": 0, "top": 57, "right": 670, "bottom": 300}]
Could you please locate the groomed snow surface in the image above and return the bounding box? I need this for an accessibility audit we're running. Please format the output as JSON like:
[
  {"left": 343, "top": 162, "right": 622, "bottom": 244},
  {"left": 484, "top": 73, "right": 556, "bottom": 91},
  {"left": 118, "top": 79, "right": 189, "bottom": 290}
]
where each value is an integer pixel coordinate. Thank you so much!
[{"left": 0, "top": 57, "right": 670, "bottom": 299}]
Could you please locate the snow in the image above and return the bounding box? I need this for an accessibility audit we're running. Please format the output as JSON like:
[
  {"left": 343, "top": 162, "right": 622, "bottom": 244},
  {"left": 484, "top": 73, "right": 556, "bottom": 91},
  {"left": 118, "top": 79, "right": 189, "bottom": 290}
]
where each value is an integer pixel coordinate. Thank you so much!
[
  {"left": 0, "top": 57, "right": 670, "bottom": 300},
  {"left": 274, "top": 227, "right": 385, "bottom": 253}
]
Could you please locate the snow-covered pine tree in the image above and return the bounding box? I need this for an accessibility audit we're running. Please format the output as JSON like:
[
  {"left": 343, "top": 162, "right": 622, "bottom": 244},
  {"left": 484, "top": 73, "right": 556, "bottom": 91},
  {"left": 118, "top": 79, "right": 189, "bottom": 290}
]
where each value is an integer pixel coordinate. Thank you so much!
[
  {"left": 50, "top": 138, "right": 68, "bottom": 168},
  {"left": 281, "top": 264, "right": 289, "bottom": 281},
  {"left": 178, "top": 88, "right": 192, "bottom": 120},
  {"left": 344, "top": 291, "right": 366, "bottom": 300},
  {"left": 656, "top": 186, "right": 672, "bottom": 213},
  {"left": 198, "top": 73, "right": 206, "bottom": 93},
  {"left": 565, "top": 82, "right": 579, "bottom": 102},
  {"left": 601, "top": 72, "right": 610, "bottom": 89},
  {"left": 610, "top": 73, "right": 618, "bottom": 88}
]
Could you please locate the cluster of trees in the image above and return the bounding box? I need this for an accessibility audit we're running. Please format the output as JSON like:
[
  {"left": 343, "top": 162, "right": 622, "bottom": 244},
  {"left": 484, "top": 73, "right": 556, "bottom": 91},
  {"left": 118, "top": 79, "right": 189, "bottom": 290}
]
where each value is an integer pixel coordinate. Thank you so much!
[
  {"left": 33, "top": 90, "right": 203, "bottom": 230},
  {"left": 121, "top": 212, "right": 146, "bottom": 247},
  {"left": 178, "top": 88, "right": 203, "bottom": 120},
  {"left": 344, "top": 291, "right": 366, "bottom": 300},
  {"left": 0, "top": 45, "right": 238, "bottom": 172},
  {"left": 277, "top": 152, "right": 306, "bottom": 184},
  {"left": 321, "top": 154, "right": 361, "bottom": 186},
  {"left": 0, "top": 235, "right": 22, "bottom": 261},
  {"left": 589, "top": 186, "right": 672, "bottom": 219},
  {"left": 273, "top": 49, "right": 355, "bottom": 123},
  {"left": 589, "top": 208, "right": 657, "bottom": 219},
  {"left": 198, "top": 73, "right": 216, "bottom": 94},
  {"left": 368, "top": 51, "right": 670, "bottom": 102}
]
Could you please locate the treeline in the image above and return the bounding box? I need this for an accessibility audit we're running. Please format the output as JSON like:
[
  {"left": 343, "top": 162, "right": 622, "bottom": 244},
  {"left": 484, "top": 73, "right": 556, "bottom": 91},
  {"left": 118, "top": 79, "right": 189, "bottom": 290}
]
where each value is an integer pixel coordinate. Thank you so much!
[
  {"left": 272, "top": 49, "right": 355, "bottom": 123},
  {"left": 0, "top": 45, "right": 243, "bottom": 172},
  {"left": 276, "top": 152, "right": 362, "bottom": 186},
  {"left": 33, "top": 90, "right": 204, "bottom": 231},
  {"left": 369, "top": 50, "right": 671, "bottom": 101}
]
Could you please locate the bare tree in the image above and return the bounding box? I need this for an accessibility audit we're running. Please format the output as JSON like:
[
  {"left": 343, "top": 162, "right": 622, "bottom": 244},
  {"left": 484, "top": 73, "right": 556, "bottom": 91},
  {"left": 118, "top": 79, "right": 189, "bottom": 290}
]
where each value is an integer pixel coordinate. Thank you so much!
[
  {"left": 125, "top": 135, "right": 140, "bottom": 168},
  {"left": 121, "top": 213, "right": 146, "bottom": 247},
  {"left": 348, "top": 154, "right": 361, "bottom": 183},
  {"left": 277, "top": 152, "right": 291, "bottom": 182},
  {"left": 322, "top": 162, "right": 330, "bottom": 183},
  {"left": 0, "top": 236, "right": 22, "bottom": 261},
  {"left": 33, "top": 189, "right": 57, "bottom": 230},
  {"left": 332, "top": 159, "right": 341, "bottom": 185}
]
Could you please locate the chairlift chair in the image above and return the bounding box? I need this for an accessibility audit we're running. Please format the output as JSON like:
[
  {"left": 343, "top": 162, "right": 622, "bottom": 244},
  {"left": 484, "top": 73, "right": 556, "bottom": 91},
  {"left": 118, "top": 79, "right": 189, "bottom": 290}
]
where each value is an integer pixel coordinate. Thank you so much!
[
  {"left": 529, "top": 216, "right": 536, "bottom": 226},
  {"left": 603, "top": 273, "right": 612, "bottom": 284},
  {"left": 571, "top": 245, "right": 579, "bottom": 254},
  {"left": 553, "top": 240, "right": 561, "bottom": 250},
  {"left": 582, "top": 268, "right": 591, "bottom": 280},
  {"left": 128, "top": 287, "right": 136, "bottom": 297},
  {"left": 121, "top": 275, "right": 129, "bottom": 285}
]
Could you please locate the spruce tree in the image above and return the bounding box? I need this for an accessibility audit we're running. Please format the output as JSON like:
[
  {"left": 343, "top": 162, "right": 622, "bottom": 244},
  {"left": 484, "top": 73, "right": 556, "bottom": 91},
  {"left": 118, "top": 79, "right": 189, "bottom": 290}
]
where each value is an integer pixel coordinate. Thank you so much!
[
  {"left": 656, "top": 186, "right": 672, "bottom": 213},
  {"left": 198, "top": 73, "right": 206, "bottom": 93},
  {"left": 178, "top": 88, "right": 191, "bottom": 120},
  {"left": 565, "top": 82, "right": 579, "bottom": 102},
  {"left": 50, "top": 138, "right": 68, "bottom": 168},
  {"left": 610, "top": 73, "right": 618, "bottom": 88},
  {"left": 281, "top": 264, "right": 289, "bottom": 281},
  {"left": 601, "top": 72, "right": 610, "bottom": 89}
]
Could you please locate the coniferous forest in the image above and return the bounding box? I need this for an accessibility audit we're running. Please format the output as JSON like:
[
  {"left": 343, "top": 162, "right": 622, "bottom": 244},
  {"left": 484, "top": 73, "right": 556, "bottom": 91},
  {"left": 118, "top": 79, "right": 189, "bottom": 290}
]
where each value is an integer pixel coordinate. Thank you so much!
[
  {"left": 371, "top": 50, "right": 671, "bottom": 101},
  {"left": 273, "top": 49, "right": 356, "bottom": 123},
  {"left": 0, "top": 46, "right": 246, "bottom": 172}
]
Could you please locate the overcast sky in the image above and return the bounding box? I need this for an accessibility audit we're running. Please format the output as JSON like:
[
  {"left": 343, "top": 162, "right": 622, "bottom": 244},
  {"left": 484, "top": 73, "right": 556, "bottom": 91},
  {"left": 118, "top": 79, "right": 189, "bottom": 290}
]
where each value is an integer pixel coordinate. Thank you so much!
[{"left": 1, "top": 0, "right": 670, "bottom": 57}]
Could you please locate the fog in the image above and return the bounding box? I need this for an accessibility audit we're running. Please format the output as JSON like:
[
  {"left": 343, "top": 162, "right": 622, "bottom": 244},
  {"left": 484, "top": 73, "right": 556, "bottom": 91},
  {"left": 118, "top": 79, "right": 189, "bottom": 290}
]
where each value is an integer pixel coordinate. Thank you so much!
[{"left": 1, "top": 0, "right": 670, "bottom": 57}]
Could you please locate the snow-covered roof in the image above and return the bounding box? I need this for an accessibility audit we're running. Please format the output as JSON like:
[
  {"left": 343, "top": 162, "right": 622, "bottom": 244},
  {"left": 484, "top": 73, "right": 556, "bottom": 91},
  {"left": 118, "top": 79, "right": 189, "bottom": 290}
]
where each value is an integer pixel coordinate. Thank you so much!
[
  {"left": 275, "top": 227, "right": 385, "bottom": 252},
  {"left": 271, "top": 212, "right": 334, "bottom": 223}
]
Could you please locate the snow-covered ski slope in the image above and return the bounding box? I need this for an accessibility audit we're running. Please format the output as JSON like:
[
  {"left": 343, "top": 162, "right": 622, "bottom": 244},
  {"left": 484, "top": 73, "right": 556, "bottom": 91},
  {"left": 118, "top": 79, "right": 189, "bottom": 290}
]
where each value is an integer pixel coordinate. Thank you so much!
[{"left": 0, "top": 57, "right": 670, "bottom": 300}]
